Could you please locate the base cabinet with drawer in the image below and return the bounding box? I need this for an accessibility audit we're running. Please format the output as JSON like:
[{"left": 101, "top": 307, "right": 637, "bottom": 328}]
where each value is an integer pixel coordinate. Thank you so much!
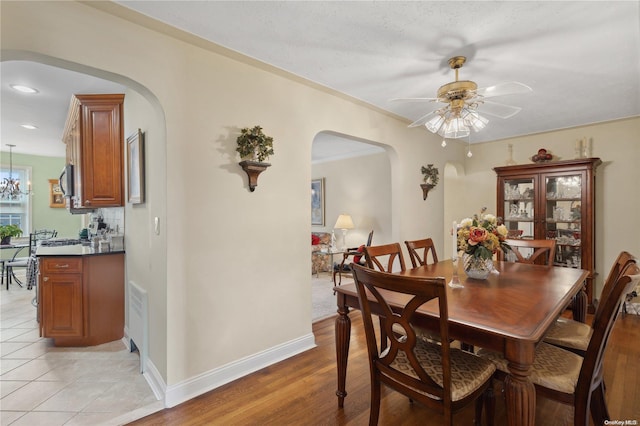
[{"left": 38, "top": 253, "right": 124, "bottom": 346}]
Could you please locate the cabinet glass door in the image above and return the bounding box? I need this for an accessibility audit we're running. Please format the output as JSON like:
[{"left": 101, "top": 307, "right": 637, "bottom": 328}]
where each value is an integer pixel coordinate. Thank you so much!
[
  {"left": 545, "top": 174, "right": 582, "bottom": 268},
  {"left": 503, "top": 177, "right": 535, "bottom": 239}
]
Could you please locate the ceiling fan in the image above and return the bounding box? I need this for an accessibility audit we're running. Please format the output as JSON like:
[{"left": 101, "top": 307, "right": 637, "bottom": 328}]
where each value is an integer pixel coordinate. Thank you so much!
[{"left": 393, "top": 56, "right": 532, "bottom": 139}]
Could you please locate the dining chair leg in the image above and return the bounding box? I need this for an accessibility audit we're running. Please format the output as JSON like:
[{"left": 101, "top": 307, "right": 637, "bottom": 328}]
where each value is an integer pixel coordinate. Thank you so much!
[
  {"left": 589, "top": 383, "right": 610, "bottom": 425},
  {"left": 484, "top": 380, "right": 496, "bottom": 426},
  {"left": 369, "top": 374, "right": 381, "bottom": 426},
  {"left": 474, "top": 390, "right": 484, "bottom": 425}
]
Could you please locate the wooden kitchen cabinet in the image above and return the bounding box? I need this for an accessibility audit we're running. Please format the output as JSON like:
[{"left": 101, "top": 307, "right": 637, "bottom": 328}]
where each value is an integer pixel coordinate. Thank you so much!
[
  {"left": 62, "top": 94, "right": 125, "bottom": 209},
  {"left": 38, "top": 253, "right": 124, "bottom": 346},
  {"left": 494, "top": 158, "right": 601, "bottom": 312},
  {"left": 39, "top": 258, "right": 84, "bottom": 338}
]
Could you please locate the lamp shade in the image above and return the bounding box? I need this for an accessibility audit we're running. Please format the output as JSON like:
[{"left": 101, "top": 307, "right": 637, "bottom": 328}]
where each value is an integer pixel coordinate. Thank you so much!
[{"left": 334, "top": 214, "right": 354, "bottom": 230}]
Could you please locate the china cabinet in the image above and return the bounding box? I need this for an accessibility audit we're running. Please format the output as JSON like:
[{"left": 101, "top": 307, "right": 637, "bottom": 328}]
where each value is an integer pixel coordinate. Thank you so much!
[{"left": 494, "top": 158, "right": 602, "bottom": 312}]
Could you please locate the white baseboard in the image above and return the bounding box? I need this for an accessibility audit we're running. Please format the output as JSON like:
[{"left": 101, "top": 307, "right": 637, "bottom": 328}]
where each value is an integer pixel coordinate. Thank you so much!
[
  {"left": 130, "top": 332, "right": 316, "bottom": 408},
  {"left": 164, "top": 332, "right": 316, "bottom": 407}
]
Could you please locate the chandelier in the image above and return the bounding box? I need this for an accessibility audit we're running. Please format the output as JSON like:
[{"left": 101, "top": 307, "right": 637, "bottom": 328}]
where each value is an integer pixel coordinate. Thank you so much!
[{"left": 1, "top": 144, "right": 30, "bottom": 201}]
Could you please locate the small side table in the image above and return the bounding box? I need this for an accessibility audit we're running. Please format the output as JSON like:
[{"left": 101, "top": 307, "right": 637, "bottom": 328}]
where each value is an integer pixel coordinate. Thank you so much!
[
  {"left": 315, "top": 249, "right": 345, "bottom": 281},
  {"left": 333, "top": 248, "right": 365, "bottom": 287}
]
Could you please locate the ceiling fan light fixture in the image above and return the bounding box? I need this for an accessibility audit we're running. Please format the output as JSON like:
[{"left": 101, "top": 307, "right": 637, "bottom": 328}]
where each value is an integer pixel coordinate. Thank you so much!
[
  {"left": 425, "top": 114, "right": 446, "bottom": 133},
  {"left": 461, "top": 109, "right": 488, "bottom": 132},
  {"left": 442, "top": 117, "right": 470, "bottom": 139}
]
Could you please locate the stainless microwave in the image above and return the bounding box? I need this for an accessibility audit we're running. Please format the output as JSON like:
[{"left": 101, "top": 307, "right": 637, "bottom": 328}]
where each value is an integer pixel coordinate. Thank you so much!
[{"left": 59, "top": 164, "right": 74, "bottom": 198}]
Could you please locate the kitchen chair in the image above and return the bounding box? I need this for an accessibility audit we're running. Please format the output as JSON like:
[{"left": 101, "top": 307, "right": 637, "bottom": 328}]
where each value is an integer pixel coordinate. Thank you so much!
[
  {"left": 544, "top": 251, "right": 637, "bottom": 355},
  {"left": 351, "top": 264, "right": 496, "bottom": 426},
  {"left": 333, "top": 230, "right": 374, "bottom": 286},
  {"left": 498, "top": 238, "right": 556, "bottom": 266},
  {"left": 5, "top": 229, "right": 57, "bottom": 289},
  {"left": 404, "top": 238, "right": 438, "bottom": 268},
  {"left": 478, "top": 262, "right": 640, "bottom": 426}
]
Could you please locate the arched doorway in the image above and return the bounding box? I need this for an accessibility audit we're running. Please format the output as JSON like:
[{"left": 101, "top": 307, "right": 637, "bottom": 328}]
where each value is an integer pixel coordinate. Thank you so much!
[{"left": 310, "top": 131, "right": 392, "bottom": 322}]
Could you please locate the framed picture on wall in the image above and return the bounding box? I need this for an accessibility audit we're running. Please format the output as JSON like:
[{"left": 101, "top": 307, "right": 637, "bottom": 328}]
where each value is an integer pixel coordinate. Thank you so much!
[
  {"left": 127, "top": 128, "right": 145, "bottom": 204},
  {"left": 311, "top": 178, "right": 325, "bottom": 226},
  {"left": 49, "top": 179, "right": 65, "bottom": 208}
]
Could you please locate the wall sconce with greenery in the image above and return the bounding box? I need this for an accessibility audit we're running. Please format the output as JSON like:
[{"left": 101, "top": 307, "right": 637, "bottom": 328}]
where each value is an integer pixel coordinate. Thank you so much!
[
  {"left": 420, "top": 164, "right": 439, "bottom": 200},
  {"left": 236, "top": 125, "right": 274, "bottom": 192}
]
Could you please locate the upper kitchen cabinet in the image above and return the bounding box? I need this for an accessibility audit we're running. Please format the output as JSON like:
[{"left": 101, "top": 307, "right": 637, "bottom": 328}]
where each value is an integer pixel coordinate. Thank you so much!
[
  {"left": 494, "top": 158, "right": 602, "bottom": 312},
  {"left": 63, "top": 94, "right": 125, "bottom": 209}
]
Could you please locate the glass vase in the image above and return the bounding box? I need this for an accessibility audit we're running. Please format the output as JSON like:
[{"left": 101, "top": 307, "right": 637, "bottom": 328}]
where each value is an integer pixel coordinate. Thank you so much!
[{"left": 462, "top": 253, "right": 493, "bottom": 280}]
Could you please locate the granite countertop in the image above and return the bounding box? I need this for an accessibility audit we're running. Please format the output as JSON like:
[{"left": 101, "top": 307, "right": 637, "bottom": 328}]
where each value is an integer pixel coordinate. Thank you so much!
[{"left": 36, "top": 245, "right": 125, "bottom": 257}]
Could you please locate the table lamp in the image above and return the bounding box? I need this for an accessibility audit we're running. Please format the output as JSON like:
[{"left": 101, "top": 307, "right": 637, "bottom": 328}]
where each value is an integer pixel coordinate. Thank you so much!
[{"left": 334, "top": 214, "right": 354, "bottom": 250}]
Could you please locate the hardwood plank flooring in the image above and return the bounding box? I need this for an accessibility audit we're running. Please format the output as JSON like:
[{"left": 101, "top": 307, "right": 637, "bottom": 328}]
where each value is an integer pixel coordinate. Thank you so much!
[{"left": 128, "top": 312, "right": 640, "bottom": 425}]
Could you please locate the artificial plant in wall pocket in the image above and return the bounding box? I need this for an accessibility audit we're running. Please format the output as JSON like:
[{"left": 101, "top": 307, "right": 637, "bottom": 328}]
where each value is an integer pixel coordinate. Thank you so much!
[
  {"left": 420, "top": 164, "right": 439, "bottom": 200},
  {"left": 236, "top": 125, "right": 274, "bottom": 192}
]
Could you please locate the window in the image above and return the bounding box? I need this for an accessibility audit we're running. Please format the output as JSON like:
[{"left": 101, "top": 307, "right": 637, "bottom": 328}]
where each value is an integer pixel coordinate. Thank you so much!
[{"left": 0, "top": 165, "right": 31, "bottom": 233}]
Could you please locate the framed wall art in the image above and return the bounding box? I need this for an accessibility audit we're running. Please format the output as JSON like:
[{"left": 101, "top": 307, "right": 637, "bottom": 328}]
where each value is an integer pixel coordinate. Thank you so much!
[
  {"left": 127, "top": 128, "right": 145, "bottom": 204},
  {"left": 311, "top": 178, "right": 325, "bottom": 226},
  {"left": 49, "top": 179, "right": 65, "bottom": 208}
]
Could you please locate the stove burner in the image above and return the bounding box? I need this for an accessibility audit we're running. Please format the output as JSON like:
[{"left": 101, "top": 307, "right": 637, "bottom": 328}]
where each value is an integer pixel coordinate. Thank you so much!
[{"left": 39, "top": 238, "right": 82, "bottom": 247}]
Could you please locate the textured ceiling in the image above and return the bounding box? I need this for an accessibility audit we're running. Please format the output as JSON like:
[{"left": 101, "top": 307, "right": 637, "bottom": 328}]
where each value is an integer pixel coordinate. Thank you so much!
[{"left": 2, "top": 1, "right": 639, "bottom": 159}]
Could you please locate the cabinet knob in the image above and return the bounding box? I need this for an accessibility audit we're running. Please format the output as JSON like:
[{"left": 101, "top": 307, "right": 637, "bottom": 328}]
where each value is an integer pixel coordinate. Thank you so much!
[
  {"left": 43, "top": 277, "right": 49, "bottom": 281},
  {"left": 85, "top": 200, "right": 91, "bottom": 205}
]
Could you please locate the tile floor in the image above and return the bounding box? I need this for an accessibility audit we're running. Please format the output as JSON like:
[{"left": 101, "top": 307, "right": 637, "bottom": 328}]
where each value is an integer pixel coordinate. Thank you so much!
[{"left": 1, "top": 272, "right": 162, "bottom": 425}]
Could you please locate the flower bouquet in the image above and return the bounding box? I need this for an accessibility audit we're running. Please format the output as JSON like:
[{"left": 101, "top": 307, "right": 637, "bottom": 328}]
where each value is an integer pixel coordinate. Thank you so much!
[{"left": 456, "top": 208, "right": 511, "bottom": 279}]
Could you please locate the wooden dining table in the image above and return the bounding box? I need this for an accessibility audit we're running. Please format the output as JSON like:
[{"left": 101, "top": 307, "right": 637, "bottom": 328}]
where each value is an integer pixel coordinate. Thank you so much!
[{"left": 334, "top": 259, "right": 589, "bottom": 426}]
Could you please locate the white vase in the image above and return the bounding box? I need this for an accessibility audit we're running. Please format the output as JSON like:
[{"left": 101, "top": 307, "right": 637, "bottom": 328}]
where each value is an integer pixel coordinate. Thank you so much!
[{"left": 462, "top": 253, "right": 493, "bottom": 280}]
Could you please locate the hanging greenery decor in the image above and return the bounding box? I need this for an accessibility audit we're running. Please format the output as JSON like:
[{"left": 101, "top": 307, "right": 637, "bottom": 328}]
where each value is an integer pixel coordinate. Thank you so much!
[{"left": 236, "top": 125, "right": 275, "bottom": 163}]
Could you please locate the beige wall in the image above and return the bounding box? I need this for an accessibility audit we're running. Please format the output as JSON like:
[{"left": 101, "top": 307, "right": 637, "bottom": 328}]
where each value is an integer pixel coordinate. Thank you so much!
[
  {"left": 3, "top": 1, "right": 637, "bottom": 407},
  {"left": 312, "top": 151, "right": 392, "bottom": 248}
]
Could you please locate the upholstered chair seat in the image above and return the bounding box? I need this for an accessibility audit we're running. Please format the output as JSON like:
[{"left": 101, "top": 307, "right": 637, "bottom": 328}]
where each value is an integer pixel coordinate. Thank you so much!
[
  {"left": 543, "top": 317, "right": 592, "bottom": 354},
  {"left": 392, "top": 340, "right": 495, "bottom": 401},
  {"left": 478, "top": 342, "right": 582, "bottom": 394}
]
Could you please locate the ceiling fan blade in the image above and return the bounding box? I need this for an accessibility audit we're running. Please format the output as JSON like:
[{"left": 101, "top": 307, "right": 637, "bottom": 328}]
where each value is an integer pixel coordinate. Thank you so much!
[
  {"left": 476, "top": 81, "right": 532, "bottom": 98},
  {"left": 408, "top": 110, "right": 440, "bottom": 128},
  {"left": 478, "top": 100, "right": 522, "bottom": 119}
]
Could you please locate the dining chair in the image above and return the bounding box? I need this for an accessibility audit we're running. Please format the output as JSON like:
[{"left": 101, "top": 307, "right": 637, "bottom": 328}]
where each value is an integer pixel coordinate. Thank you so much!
[
  {"left": 364, "top": 242, "right": 449, "bottom": 345},
  {"left": 498, "top": 238, "right": 556, "bottom": 266},
  {"left": 404, "top": 238, "right": 438, "bottom": 268},
  {"left": 364, "top": 242, "right": 406, "bottom": 273},
  {"left": 351, "top": 264, "right": 496, "bottom": 426},
  {"left": 333, "top": 230, "right": 373, "bottom": 286},
  {"left": 478, "top": 262, "right": 640, "bottom": 426},
  {"left": 543, "top": 251, "right": 637, "bottom": 355}
]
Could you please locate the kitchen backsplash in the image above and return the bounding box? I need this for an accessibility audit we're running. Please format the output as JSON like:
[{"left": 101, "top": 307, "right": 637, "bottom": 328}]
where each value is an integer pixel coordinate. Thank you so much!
[{"left": 91, "top": 207, "right": 125, "bottom": 234}]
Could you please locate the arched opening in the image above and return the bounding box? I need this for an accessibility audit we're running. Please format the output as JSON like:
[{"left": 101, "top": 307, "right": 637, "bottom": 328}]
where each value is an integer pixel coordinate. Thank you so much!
[
  {"left": 310, "top": 130, "right": 392, "bottom": 322},
  {"left": 1, "top": 52, "right": 167, "bottom": 413}
]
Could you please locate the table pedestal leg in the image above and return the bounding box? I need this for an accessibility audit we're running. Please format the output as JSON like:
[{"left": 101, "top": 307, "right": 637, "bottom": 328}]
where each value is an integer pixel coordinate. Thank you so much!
[
  {"left": 572, "top": 288, "right": 587, "bottom": 323},
  {"left": 504, "top": 362, "right": 535, "bottom": 426},
  {"left": 335, "top": 301, "right": 351, "bottom": 408}
]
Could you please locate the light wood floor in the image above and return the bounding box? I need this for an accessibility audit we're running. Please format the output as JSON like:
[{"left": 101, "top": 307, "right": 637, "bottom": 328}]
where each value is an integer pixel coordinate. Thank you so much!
[{"left": 128, "top": 311, "right": 640, "bottom": 425}]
